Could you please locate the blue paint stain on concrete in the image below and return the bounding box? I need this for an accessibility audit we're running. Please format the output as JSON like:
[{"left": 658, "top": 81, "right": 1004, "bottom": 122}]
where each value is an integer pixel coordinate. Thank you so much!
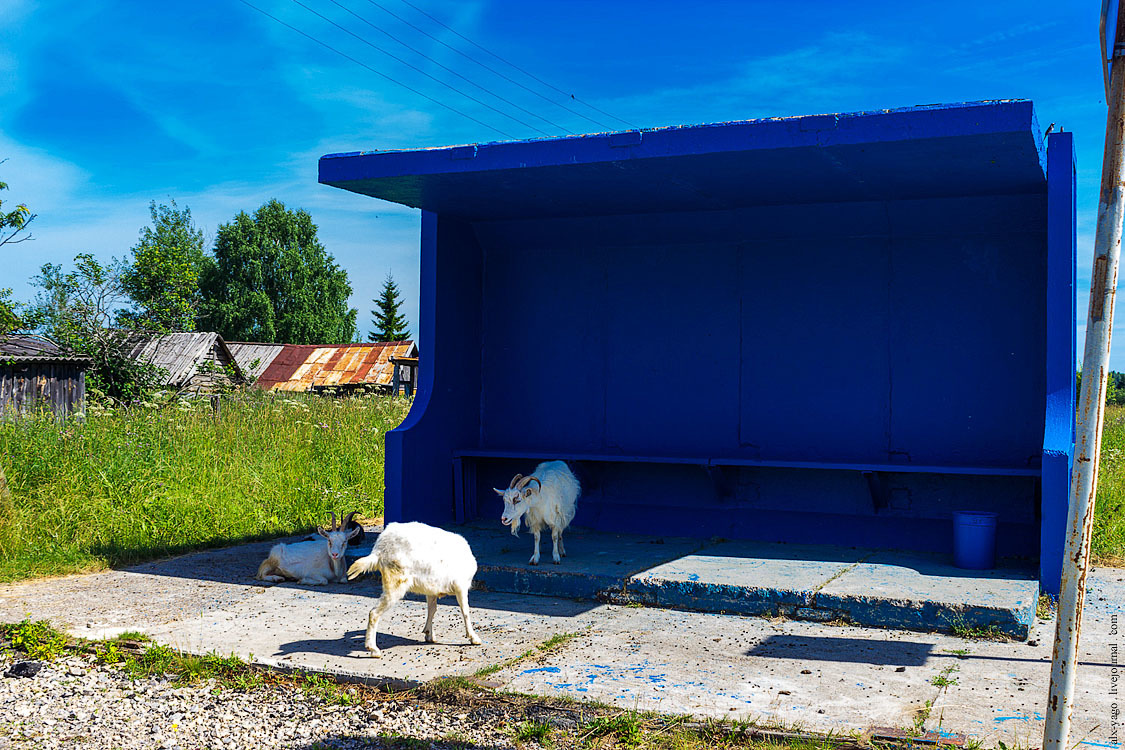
[
  {"left": 1076, "top": 742, "right": 1120, "bottom": 749},
  {"left": 994, "top": 712, "right": 1045, "bottom": 722},
  {"left": 521, "top": 666, "right": 561, "bottom": 674}
]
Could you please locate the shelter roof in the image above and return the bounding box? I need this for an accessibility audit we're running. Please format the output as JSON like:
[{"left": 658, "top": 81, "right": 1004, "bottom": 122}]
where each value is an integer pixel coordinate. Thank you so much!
[{"left": 319, "top": 100, "right": 1047, "bottom": 221}]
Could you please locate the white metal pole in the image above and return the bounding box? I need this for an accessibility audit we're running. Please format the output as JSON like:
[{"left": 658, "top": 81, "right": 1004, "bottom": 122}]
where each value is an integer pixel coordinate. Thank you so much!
[{"left": 1042, "top": 4, "right": 1125, "bottom": 748}]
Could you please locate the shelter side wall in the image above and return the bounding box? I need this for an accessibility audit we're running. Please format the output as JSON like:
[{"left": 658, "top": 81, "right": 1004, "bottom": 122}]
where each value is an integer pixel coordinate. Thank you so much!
[
  {"left": 1040, "top": 131, "right": 1078, "bottom": 595},
  {"left": 385, "top": 212, "right": 483, "bottom": 525}
]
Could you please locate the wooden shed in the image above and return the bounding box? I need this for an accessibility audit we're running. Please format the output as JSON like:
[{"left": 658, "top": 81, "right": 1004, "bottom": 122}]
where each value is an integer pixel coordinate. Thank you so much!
[
  {"left": 0, "top": 335, "right": 91, "bottom": 420},
  {"left": 124, "top": 332, "right": 245, "bottom": 393}
]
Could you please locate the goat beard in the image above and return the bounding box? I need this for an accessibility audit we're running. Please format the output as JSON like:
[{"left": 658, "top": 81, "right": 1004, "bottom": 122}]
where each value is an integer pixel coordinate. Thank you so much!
[{"left": 509, "top": 515, "right": 522, "bottom": 537}]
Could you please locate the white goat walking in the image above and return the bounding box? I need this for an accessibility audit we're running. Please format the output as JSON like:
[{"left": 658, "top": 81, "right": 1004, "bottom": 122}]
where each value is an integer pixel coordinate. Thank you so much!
[
  {"left": 495, "top": 460, "right": 580, "bottom": 565},
  {"left": 256, "top": 512, "right": 361, "bottom": 585},
  {"left": 346, "top": 522, "right": 482, "bottom": 657}
]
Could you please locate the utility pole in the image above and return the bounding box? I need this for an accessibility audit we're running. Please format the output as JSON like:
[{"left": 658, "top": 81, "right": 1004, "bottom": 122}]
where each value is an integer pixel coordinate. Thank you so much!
[{"left": 1042, "top": 3, "right": 1125, "bottom": 748}]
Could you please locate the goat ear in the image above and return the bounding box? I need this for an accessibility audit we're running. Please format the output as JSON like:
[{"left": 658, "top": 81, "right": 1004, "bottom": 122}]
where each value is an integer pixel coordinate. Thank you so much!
[
  {"left": 523, "top": 487, "right": 534, "bottom": 498},
  {"left": 346, "top": 525, "right": 361, "bottom": 540},
  {"left": 316, "top": 526, "right": 329, "bottom": 538},
  {"left": 493, "top": 488, "right": 505, "bottom": 496}
]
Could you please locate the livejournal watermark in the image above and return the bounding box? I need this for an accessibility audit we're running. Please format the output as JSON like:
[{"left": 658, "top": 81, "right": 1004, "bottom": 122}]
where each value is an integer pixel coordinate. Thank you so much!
[{"left": 1112, "top": 612, "right": 1120, "bottom": 747}]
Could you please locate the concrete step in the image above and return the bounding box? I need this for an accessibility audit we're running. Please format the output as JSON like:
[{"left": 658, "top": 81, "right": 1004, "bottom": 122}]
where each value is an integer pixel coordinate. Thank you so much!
[{"left": 347, "top": 525, "right": 1038, "bottom": 639}]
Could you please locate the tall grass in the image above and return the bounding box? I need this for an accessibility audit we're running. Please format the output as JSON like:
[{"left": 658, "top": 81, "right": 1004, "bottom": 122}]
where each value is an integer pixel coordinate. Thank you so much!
[
  {"left": 1095, "top": 404, "right": 1125, "bottom": 565},
  {"left": 0, "top": 390, "right": 411, "bottom": 582}
]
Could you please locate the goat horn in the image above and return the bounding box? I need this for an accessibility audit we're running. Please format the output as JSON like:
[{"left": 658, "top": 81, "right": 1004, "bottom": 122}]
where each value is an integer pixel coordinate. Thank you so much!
[
  {"left": 509, "top": 474, "right": 523, "bottom": 490},
  {"left": 517, "top": 476, "right": 541, "bottom": 491},
  {"left": 329, "top": 511, "right": 337, "bottom": 531},
  {"left": 341, "top": 510, "right": 359, "bottom": 529}
]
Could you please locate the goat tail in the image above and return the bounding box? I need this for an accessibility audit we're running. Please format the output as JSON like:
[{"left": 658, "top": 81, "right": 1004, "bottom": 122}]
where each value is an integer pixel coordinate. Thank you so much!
[
  {"left": 256, "top": 555, "right": 275, "bottom": 581},
  {"left": 346, "top": 549, "right": 380, "bottom": 581}
]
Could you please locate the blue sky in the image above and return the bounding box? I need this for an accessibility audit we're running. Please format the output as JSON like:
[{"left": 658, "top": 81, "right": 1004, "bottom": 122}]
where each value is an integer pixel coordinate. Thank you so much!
[{"left": 0, "top": 0, "right": 1113, "bottom": 361}]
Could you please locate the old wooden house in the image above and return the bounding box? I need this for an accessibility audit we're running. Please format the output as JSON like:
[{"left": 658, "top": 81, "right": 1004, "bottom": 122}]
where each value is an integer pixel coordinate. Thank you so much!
[
  {"left": 0, "top": 335, "right": 91, "bottom": 420},
  {"left": 124, "top": 332, "right": 245, "bottom": 393}
]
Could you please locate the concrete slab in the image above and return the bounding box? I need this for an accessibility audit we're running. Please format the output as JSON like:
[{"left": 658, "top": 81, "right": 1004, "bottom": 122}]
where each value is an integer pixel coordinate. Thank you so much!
[
  {"left": 818, "top": 550, "right": 1038, "bottom": 638},
  {"left": 0, "top": 535, "right": 1119, "bottom": 748},
  {"left": 620, "top": 540, "right": 868, "bottom": 618}
]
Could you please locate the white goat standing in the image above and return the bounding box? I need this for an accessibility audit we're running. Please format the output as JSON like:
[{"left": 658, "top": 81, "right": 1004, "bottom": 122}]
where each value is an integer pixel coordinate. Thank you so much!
[
  {"left": 256, "top": 511, "right": 361, "bottom": 585},
  {"left": 495, "top": 460, "right": 580, "bottom": 565},
  {"left": 346, "top": 522, "right": 482, "bottom": 657}
]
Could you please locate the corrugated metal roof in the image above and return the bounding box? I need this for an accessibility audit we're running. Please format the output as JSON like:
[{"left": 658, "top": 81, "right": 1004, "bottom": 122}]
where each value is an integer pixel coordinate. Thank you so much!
[
  {"left": 0, "top": 335, "right": 92, "bottom": 363},
  {"left": 226, "top": 342, "right": 285, "bottom": 381},
  {"left": 124, "top": 332, "right": 244, "bottom": 388},
  {"left": 256, "top": 341, "right": 418, "bottom": 391}
]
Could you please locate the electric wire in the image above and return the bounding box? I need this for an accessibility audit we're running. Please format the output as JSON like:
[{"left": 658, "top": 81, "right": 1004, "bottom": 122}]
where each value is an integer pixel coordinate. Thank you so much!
[
  {"left": 237, "top": 0, "right": 516, "bottom": 138},
  {"left": 290, "top": 0, "right": 553, "bottom": 136},
  {"left": 325, "top": 0, "right": 575, "bottom": 134},
  {"left": 360, "top": 0, "right": 616, "bottom": 130},
  {"left": 395, "top": 0, "right": 635, "bottom": 129}
]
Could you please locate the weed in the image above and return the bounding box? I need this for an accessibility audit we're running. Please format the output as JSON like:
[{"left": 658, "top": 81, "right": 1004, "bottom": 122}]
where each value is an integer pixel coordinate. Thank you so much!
[
  {"left": 585, "top": 712, "right": 645, "bottom": 749},
  {"left": 1, "top": 618, "right": 68, "bottom": 660},
  {"left": 931, "top": 664, "right": 960, "bottom": 688},
  {"left": 473, "top": 632, "right": 581, "bottom": 680},
  {"left": 942, "top": 648, "right": 970, "bottom": 657},
  {"left": 946, "top": 615, "right": 1010, "bottom": 642},
  {"left": 912, "top": 699, "right": 933, "bottom": 734},
  {"left": 1037, "top": 593, "right": 1057, "bottom": 620},
  {"left": 538, "top": 632, "right": 580, "bottom": 652},
  {"left": 513, "top": 720, "right": 554, "bottom": 746},
  {"left": 299, "top": 672, "right": 356, "bottom": 705}
]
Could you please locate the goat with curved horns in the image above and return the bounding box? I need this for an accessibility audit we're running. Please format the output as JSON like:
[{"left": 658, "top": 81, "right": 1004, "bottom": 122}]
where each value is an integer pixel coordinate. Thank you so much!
[
  {"left": 495, "top": 460, "right": 580, "bottom": 565},
  {"left": 256, "top": 511, "right": 362, "bottom": 585}
]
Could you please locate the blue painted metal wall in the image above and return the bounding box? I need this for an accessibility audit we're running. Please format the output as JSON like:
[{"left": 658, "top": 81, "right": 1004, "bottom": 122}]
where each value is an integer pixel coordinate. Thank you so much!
[{"left": 320, "top": 102, "right": 1076, "bottom": 587}]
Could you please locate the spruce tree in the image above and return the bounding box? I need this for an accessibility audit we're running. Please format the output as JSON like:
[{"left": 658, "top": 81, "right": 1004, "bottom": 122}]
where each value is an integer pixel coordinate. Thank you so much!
[{"left": 369, "top": 272, "right": 410, "bottom": 342}]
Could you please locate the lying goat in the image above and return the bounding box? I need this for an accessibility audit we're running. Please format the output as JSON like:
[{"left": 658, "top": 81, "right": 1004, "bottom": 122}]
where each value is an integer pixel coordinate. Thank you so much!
[
  {"left": 346, "top": 522, "right": 482, "bottom": 657},
  {"left": 256, "top": 511, "right": 362, "bottom": 585},
  {"left": 495, "top": 460, "right": 580, "bottom": 565}
]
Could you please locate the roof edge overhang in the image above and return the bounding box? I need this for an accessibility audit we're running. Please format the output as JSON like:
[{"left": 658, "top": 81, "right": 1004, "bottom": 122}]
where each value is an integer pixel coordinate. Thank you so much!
[{"left": 318, "top": 100, "right": 1047, "bottom": 221}]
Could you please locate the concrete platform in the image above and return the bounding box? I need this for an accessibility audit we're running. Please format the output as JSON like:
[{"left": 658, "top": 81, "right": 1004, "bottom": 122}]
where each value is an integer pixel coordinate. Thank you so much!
[
  {"left": 0, "top": 529, "right": 1118, "bottom": 748},
  {"left": 346, "top": 525, "right": 1039, "bottom": 639}
]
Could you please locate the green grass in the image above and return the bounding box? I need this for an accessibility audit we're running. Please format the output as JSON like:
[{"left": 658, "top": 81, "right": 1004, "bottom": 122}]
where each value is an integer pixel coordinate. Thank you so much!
[
  {"left": 1094, "top": 404, "right": 1125, "bottom": 566},
  {"left": 583, "top": 713, "right": 645, "bottom": 749},
  {"left": 513, "top": 720, "right": 554, "bottom": 746},
  {"left": 0, "top": 390, "right": 410, "bottom": 582}
]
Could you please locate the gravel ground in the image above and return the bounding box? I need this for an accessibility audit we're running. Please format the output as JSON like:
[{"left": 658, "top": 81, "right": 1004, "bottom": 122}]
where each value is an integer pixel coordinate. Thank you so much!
[{"left": 0, "top": 647, "right": 531, "bottom": 750}]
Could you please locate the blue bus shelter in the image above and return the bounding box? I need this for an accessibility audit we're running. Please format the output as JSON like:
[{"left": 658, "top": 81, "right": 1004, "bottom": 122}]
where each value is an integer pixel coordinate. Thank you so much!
[{"left": 320, "top": 100, "right": 1076, "bottom": 593}]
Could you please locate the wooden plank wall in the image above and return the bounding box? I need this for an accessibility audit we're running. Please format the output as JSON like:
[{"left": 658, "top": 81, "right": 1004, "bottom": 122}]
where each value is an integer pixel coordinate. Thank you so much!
[{"left": 0, "top": 362, "right": 86, "bottom": 420}]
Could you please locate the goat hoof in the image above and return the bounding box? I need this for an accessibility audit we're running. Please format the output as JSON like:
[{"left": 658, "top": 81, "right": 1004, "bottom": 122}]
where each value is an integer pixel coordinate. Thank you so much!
[
  {"left": 552, "top": 559, "right": 561, "bottom": 565},
  {"left": 366, "top": 647, "right": 383, "bottom": 658},
  {"left": 468, "top": 634, "right": 482, "bottom": 645},
  {"left": 424, "top": 633, "right": 436, "bottom": 644},
  {"left": 529, "top": 559, "right": 539, "bottom": 566}
]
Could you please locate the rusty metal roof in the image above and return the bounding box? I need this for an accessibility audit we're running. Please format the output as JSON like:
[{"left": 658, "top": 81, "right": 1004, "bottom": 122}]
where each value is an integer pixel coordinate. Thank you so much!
[
  {"left": 255, "top": 341, "right": 418, "bottom": 391},
  {"left": 124, "top": 332, "right": 244, "bottom": 388},
  {"left": 0, "top": 335, "right": 92, "bottom": 363}
]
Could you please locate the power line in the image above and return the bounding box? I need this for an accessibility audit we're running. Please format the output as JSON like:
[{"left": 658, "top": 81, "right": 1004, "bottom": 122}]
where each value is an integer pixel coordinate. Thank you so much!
[
  {"left": 323, "top": 0, "right": 574, "bottom": 134},
  {"left": 290, "top": 0, "right": 553, "bottom": 136},
  {"left": 395, "top": 0, "right": 635, "bottom": 129},
  {"left": 359, "top": 0, "right": 616, "bottom": 131},
  {"left": 237, "top": 0, "right": 516, "bottom": 138}
]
